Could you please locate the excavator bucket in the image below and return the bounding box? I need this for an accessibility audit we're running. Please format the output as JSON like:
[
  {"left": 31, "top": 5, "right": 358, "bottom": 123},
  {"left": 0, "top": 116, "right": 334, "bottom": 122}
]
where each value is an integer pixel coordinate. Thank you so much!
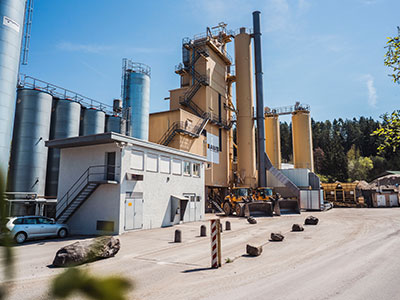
[
  {"left": 243, "top": 201, "right": 274, "bottom": 217},
  {"left": 276, "top": 198, "right": 301, "bottom": 214}
]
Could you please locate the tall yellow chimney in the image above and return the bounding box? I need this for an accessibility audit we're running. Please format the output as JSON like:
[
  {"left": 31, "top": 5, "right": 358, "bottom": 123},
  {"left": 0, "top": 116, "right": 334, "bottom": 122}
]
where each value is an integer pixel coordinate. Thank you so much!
[{"left": 235, "top": 28, "right": 257, "bottom": 187}]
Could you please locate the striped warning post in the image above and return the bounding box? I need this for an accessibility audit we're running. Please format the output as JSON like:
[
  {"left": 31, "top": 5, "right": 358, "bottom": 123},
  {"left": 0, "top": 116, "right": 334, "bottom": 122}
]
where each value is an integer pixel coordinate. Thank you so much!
[{"left": 210, "top": 219, "right": 219, "bottom": 268}]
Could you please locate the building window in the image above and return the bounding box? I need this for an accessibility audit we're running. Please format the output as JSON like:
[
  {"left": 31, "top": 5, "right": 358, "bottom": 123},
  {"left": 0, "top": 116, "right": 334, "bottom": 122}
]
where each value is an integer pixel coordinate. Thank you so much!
[
  {"left": 183, "top": 161, "right": 191, "bottom": 176},
  {"left": 160, "top": 156, "right": 171, "bottom": 174},
  {"left": 193, "top": 163, "right": 200, "bottom": 177},
  {"left": 172, "top": 158, "right": 182, "bottom": 175},
  {"left": 147, "top": 153, "right": 158, "bottom": 172},
  {"left": 131, "top": 150, "right": 144, "bottom": 171}
]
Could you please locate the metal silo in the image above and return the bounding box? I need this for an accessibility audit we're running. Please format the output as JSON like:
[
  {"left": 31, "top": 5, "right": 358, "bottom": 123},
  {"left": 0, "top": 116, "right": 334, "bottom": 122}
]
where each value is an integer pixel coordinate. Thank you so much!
[
  {"left": 0, "top": 0, "right": 27, "bottom": 178},
  {"left": 8, "top": 89, "right": 53, "bottom": 195},
  {"left": 46, "top": 98, "right": 81, "bottom": 196},
  {"left": 292, "top": 109, "right": 314, "bottom": 171},
  {"left": 265, "top": 114, "right": 281, "bottom": 169},
  {"left": 105, "top": 115, "right": 121, "bottom": 133},
  {"left": 122, "top": 59, "right": 151, "bottom": 140},
  {"left": 80, "top": 107, "right": 105, "bottom": 136}
]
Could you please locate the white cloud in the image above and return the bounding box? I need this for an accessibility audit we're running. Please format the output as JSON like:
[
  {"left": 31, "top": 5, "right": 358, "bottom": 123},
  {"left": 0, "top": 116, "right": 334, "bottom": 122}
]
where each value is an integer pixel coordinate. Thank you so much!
[
  {"left": 57, "top": 42, "right": 169, "bottom": 55},
  {"left": 363, "top": 74, "right": 378, "bottom": 107},
  {"left": 57, "top": 42, "right": 113, "bottom": 54}
]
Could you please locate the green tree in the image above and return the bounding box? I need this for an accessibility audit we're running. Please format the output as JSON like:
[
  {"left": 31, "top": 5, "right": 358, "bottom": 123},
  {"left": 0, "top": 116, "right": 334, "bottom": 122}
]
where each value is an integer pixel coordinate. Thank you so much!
[
  {"left": 347, "top": 145, "right": 373, "bottom": 181},
  {"left": 384, "top": 27, "right": 400, "bottom": 84},
  {"left": 372, "top": 110, "right": 400, "bottom": 154}
]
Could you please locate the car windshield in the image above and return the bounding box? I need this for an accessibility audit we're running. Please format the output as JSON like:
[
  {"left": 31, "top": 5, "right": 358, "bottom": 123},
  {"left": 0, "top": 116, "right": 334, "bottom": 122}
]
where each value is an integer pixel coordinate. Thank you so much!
[{"left": 238, "top": 189, "right": 248, "bottom": 196}]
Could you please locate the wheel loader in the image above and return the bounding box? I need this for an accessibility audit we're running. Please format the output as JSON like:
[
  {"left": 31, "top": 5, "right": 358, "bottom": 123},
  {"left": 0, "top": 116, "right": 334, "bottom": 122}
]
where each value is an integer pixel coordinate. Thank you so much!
[{"left": 222, "top": 187, "right": 274, "bottom": 217}]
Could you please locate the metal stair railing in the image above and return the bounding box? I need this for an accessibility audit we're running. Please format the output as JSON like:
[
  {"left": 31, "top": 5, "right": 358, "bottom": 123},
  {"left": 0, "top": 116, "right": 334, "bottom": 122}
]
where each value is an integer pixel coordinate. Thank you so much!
[
  {"left": 265, "top": 154, "right": 300, "bottom": 198},
  {"left": 56, "top": 165, "right": 118, "bottom": 222}
]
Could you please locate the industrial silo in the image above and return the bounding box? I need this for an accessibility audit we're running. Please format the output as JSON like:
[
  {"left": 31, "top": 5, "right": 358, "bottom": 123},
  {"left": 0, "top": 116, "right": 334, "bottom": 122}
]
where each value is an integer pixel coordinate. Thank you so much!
[
  {"left": 80, "top": 107, "right": 105, "bottom": 136},
  {"left": 45, "top": 98, "right": 81, "bottom": 197},
  {"left": 122, "top": 59, "right": 151, "bottom": 140},
  {"left": 265, "top": 114, "right": 281, "bottom": 169},
  {"left": 292, "top": 110, "right": 314, "bottom": 171},
  {"left": 234, "top": 28, "right": 257, "bottom": 187},
  {"left": 0, "top": 0, "right": 27, "bottom": 178},
  {"left": 105, "top": 115, "right": 121, "bottom": 133},
  {"left": 8, "top": 89, "right": 53, "bottom": 195}
]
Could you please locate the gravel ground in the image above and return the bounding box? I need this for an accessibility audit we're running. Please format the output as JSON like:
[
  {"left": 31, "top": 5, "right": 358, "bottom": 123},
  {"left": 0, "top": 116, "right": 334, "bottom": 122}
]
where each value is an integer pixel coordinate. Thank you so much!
[{"left": 1, "top": 208, "right": 400, "bottom": 300}]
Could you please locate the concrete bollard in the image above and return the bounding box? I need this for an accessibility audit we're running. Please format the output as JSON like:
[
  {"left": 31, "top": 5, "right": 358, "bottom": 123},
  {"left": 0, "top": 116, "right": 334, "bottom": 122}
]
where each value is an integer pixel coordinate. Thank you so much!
[
  {"left": 174, "top": 229, "right": 182, "bottom": 243},
  {"left": 225, "top": 221, "right": 231, "bottom": 231},
  {"left": 200, "top": 225, "right": 207, "bottom": 237}
]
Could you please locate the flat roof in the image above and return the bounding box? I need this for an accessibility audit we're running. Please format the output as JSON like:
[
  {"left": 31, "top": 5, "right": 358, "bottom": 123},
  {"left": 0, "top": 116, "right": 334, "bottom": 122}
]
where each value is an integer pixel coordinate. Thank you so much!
[{"left": 45, "top": 132, "right": 207, "bottom": 162}]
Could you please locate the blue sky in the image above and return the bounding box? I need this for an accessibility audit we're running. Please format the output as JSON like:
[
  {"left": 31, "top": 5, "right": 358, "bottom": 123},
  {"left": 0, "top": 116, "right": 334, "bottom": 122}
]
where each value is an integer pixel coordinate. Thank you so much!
[{"left": 20, "top": 0, "right": 400, "bottom": 122}]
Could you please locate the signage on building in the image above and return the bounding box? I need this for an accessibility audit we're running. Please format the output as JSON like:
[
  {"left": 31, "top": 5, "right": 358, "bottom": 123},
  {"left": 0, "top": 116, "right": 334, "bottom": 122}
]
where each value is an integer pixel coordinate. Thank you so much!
[{"left": 207, "top": 133, "right": 219, "bottom": 164}]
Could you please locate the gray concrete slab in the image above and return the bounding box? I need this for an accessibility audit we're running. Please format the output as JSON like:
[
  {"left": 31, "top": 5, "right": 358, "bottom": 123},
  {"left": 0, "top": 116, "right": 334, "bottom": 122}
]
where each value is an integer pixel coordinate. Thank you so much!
[{"left": 2, "top": 208, "right": 400, "bottom": 299}]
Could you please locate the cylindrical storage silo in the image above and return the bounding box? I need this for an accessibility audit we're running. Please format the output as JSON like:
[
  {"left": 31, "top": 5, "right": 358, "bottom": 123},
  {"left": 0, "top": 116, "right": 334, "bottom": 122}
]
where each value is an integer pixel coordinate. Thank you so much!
[
  {"left": 8, "top": 89, "right": 53, "bottom": 195},
  {"left": 79, "top": 108, "right": 105, "bottom": 136},
  {"left": 265, "top": 114, "right": 281, "bottom": 169},
  {"left": 292, "top": 110, "right": 314, "bottom": 171},
  {"left": 0, "top": 0, "right": 27, "bottom": 178},
  {"left": 123, "top": 62, "right": 151, "bottom": 140},
  {"left": 234, "top": 28, "right": 257, "bottom": 187},
  {"left": 105, "top": 115, "right": 121, "bottom": 133},
  {"left": 45, "top": 99, "right": 81, "bottom": 197}
]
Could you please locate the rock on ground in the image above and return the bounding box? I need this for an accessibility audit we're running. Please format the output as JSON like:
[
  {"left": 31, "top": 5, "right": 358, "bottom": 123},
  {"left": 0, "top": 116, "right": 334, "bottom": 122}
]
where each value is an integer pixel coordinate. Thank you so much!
[
  {"left": 305, "top": 216, "right": 319, "bottom": 225},
  {"left": 247, "top": 216, "right": 257, "bottom": 224},
  {"left": 246, "top": 244, "right": 262, "bottom": 256},
  {"left": 292, "top": 224, "right": 304, "bottom": 232},
  {"left": 52, "top": 236, "right": 120, "bottom": 267},
  {"left": 270, "top": 233, "right": 284, "bottom": 241}
]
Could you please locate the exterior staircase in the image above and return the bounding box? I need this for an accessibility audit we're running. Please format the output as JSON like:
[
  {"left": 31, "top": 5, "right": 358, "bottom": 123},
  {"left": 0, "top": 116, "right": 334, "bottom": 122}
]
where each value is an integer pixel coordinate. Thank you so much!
[{"left": 56, "top": 165, "right": 118, "bottom": 223}]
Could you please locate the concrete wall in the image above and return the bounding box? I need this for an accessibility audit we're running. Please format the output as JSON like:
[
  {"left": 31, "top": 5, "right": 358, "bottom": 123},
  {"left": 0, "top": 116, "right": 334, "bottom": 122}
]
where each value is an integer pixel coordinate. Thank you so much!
[{"left": 57, "top": 143, "right": 121, "bottom": 235}]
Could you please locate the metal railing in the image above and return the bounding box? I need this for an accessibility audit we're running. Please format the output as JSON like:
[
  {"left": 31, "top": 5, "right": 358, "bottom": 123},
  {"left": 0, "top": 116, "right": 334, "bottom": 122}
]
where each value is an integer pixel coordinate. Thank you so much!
[
  {"left": 18, "top": 74, "right": 115, "bottom": 114},
  {"left": 56, "top": 165, "right": 119, "bottom": 220},
  {"left": 264, "top": 102, "right": 310, "bottom": 116}
]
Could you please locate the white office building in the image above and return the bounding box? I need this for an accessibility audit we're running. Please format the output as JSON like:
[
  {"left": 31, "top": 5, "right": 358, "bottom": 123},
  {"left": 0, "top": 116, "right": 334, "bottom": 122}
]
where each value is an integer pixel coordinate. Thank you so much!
[{"left": 46, "top": 132, "right": 206, "bottom": 235}]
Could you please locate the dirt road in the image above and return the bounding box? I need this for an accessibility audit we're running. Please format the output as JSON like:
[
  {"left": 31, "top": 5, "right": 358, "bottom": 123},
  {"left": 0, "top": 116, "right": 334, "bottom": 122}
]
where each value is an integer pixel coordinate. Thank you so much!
[{"left": 2, "top": 208, "right": 400, "bottom": 299}]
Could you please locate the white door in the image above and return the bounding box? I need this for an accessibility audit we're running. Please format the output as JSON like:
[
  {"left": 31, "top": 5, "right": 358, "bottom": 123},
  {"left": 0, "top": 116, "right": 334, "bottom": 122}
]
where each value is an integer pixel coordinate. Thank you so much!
[
  {"left": 125, "top": 200, "right": 134, "bottom": 230},
  {"left": 133, "top": 199, "right": 143, "bottom": 229},
  {"left": 189, "top": 196, "right": 196, "bottom": 222},
  {"left": 195, "top": 196, "right": 202, "bottom": 220},
  {"left": 377, "top": 195, "right": 386, "bottom": 207},
  {"left": 389, "top": 194, "right": 398, "bottom": 207}
]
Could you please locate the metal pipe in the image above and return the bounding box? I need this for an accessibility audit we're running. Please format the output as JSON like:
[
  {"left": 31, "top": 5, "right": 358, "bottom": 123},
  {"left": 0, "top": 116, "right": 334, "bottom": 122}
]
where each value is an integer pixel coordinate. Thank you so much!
[{"left": 252, "top": 11, "right": 267, "bottom": 187}]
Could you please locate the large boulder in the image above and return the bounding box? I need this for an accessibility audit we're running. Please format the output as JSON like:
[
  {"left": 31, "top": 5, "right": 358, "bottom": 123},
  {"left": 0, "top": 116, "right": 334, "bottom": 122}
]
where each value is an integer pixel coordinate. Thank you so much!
[
  {"left": 305, "top": 216, "right": 319, "bottom": 225},
  {"left": 292, "top": 224, "right": 304, "bottom": 232},
  {"left": 270, "top": 232, "right": 284, "bottom": 241},
  {"left": 52, "top": 236, "right": 120, "bottom": 267},
  {"left": 246, "top": 244, "right": 262, "bottom": 257},
  {"left": 247, "top": 216, "right": 257, "bottom": 224}
]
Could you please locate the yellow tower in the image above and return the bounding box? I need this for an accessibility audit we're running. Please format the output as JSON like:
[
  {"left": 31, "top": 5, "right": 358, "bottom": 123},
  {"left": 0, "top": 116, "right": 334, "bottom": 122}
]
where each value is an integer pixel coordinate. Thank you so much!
[
  {"left": 265, "top": 114, "right": 281, "bottom": 169},
  {"left": 234, "top": 28, "right": 257, "bottom": 187},
  {"left": 292, "top": 110, "right": 314, "bottom": 171}
]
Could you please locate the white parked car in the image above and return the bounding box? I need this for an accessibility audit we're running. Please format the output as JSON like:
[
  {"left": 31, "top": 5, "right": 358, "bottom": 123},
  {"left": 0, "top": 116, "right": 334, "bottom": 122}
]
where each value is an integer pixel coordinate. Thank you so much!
[{"left": 0, "top": 216, "right": 69, "bottom": 244}]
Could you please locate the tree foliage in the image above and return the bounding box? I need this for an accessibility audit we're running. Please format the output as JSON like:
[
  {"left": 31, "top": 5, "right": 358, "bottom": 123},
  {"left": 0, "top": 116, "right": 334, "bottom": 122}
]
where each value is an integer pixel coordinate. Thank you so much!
[
  {"left": 372, "top": 110, "right": 400, "bottom": 154},
  {"left": 347, "top": 145, "right": 373, "bottom": 181},
  {"left": 384, "top": 27, "right": 400, "bottom": 84}
]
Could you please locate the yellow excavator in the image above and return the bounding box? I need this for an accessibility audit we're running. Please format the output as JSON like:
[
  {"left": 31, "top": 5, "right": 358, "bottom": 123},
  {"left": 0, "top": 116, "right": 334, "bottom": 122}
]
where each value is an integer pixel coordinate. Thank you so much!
[{"left": 222, "top": 187, "right": 274, "bottom": 217}]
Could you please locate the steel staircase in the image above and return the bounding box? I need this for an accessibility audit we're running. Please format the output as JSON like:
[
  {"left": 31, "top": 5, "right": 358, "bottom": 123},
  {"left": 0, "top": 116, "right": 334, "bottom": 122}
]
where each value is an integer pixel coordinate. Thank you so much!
[
  {"left": 265, "top": 153, "right": 300, "bottom": 198},
  {"left": 159, "top": 115, "right": 210, "bottom": 146},
  {"left": 56, "top": 165, "right": 118, "bottom": 223}
]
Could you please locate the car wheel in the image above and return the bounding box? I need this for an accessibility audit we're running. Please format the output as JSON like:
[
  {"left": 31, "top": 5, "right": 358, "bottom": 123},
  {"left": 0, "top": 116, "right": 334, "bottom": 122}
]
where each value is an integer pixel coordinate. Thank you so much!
[
  {"left": 15, "top": 232, "right": 27, "bottom": 244},
  {"left": 58, "top": 228, "right": 68, "bottom": 238}
]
